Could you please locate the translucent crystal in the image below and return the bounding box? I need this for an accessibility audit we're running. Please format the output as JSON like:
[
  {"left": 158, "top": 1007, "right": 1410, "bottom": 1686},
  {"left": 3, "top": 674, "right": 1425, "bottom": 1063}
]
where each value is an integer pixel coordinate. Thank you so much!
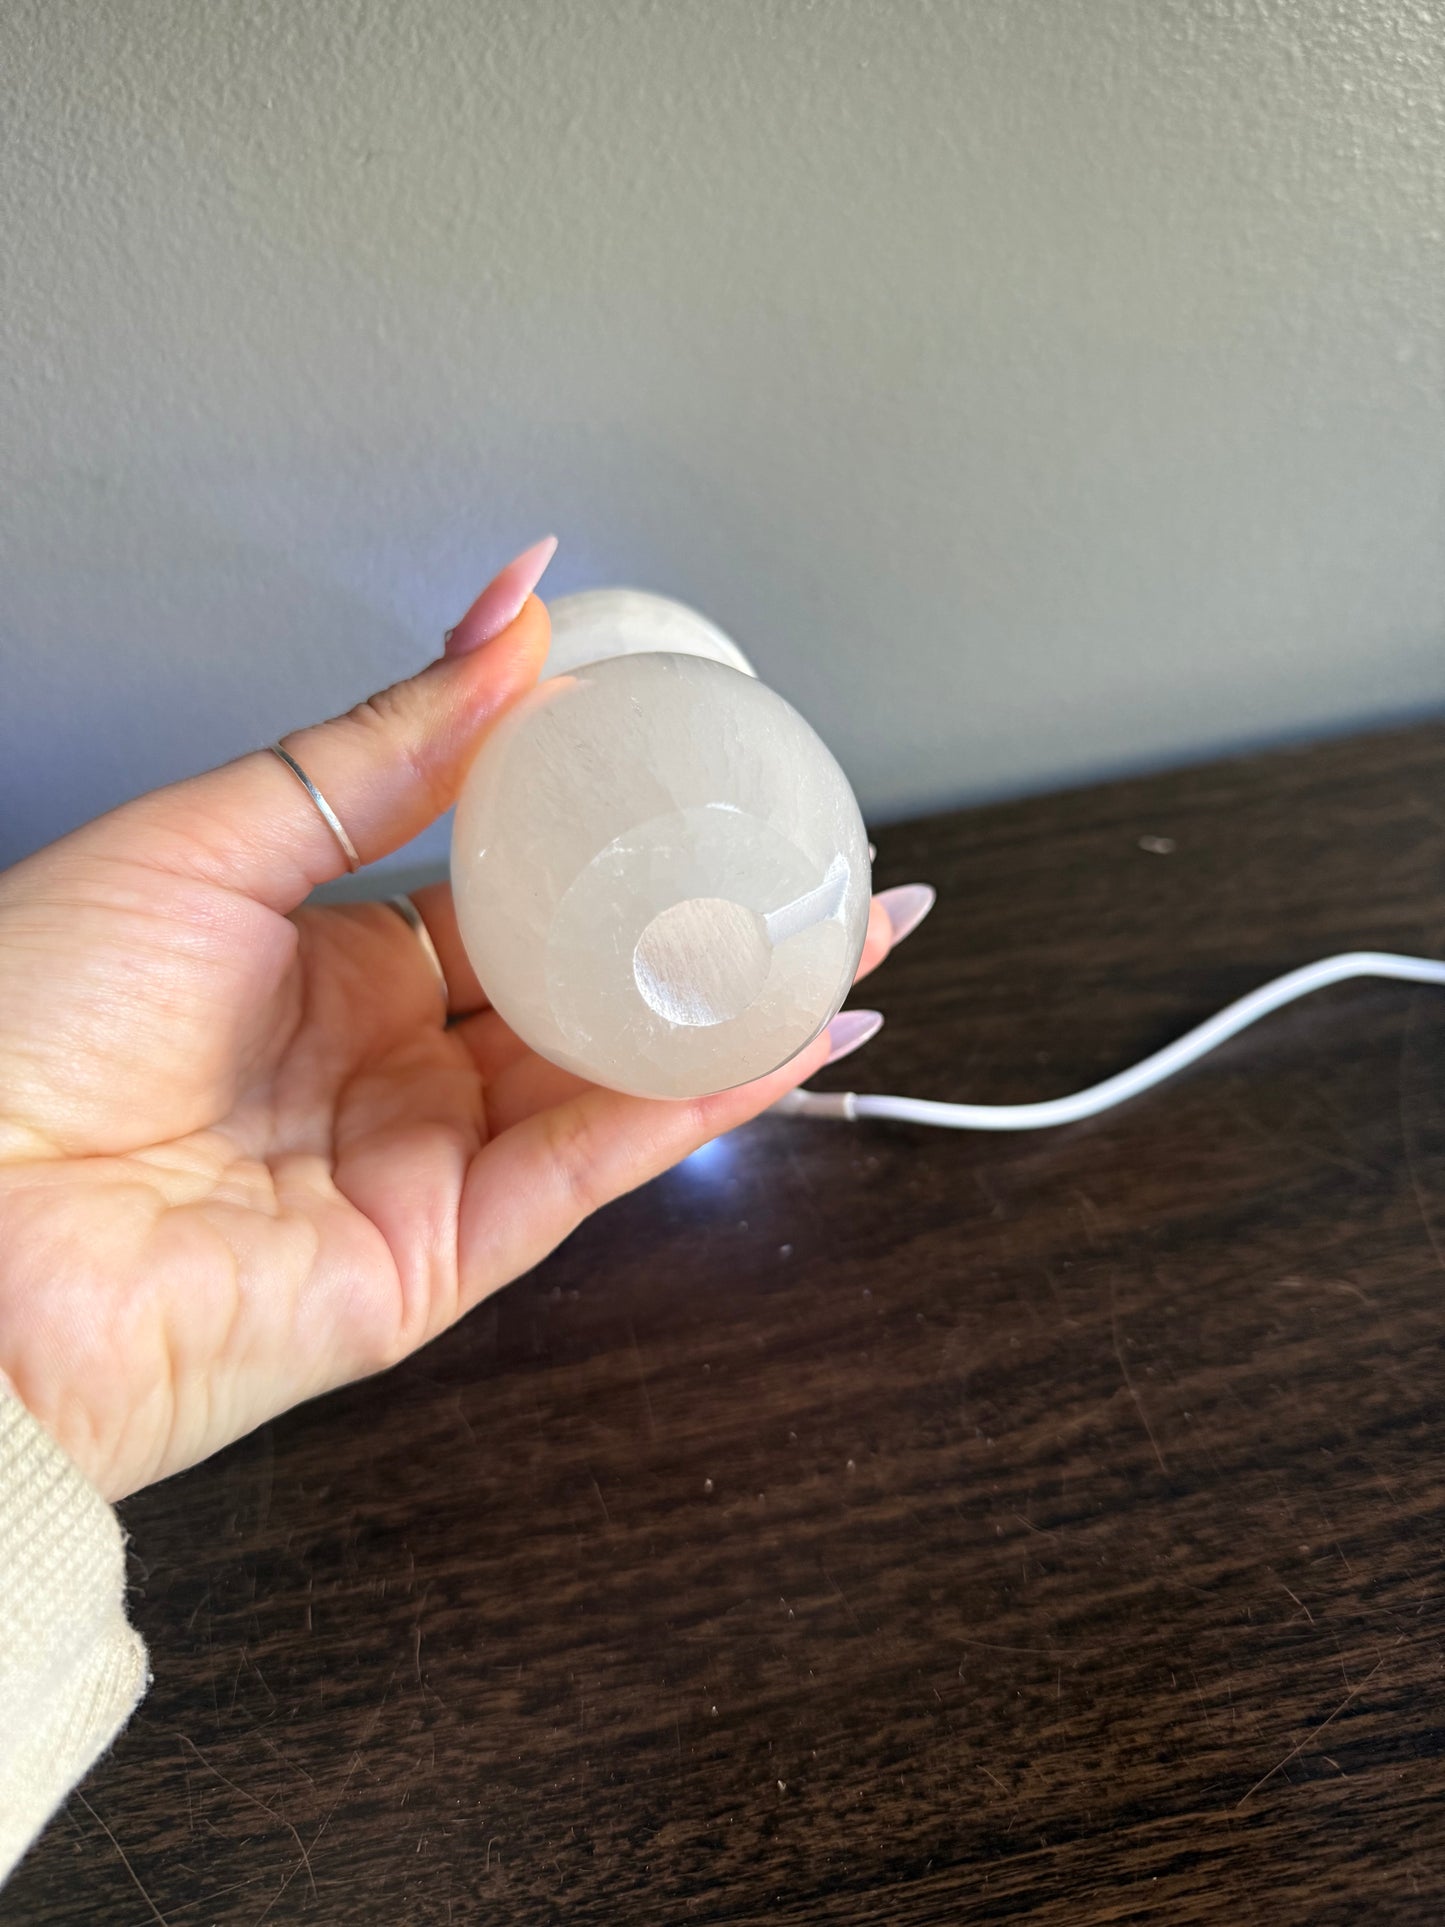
[
  {"left": 545, "top": 587, "right": 756, "bottom": 681},
  {"left": 451, "top": 648, "right": 871, "bottom": 1099}
]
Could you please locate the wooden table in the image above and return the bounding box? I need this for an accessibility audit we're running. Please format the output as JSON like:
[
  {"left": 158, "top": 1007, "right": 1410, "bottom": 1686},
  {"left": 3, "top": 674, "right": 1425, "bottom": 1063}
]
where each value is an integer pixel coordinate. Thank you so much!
[{"left": 11, "top": 720, "right": 1445, "bottom": 1925}]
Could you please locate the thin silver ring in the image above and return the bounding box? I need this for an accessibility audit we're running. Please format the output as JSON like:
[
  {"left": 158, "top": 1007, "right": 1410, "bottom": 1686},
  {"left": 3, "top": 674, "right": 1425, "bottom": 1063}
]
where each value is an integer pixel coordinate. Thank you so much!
[
  {"left": 386, "top": 894, "right": 449, "bottom": 1009},
  {"left": 268, "top": 743, "right": 362, "bottom": 873}
]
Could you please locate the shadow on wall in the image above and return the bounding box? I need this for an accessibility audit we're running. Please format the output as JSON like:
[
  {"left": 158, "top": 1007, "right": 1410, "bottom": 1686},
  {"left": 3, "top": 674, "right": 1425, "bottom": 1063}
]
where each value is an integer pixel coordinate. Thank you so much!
[{"left": 0, "top": 516, "right": 421, "bottom": 872}]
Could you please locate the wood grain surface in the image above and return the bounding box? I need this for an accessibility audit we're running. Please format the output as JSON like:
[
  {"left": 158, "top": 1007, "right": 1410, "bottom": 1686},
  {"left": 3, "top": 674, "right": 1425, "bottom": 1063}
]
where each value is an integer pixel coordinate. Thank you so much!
[{"left": 9, "top": 719, "right": 1445, "bottom": 1925}]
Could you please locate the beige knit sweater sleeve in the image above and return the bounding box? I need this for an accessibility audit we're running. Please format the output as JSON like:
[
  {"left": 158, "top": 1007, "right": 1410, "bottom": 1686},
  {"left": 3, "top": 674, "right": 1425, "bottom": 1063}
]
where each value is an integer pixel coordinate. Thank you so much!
[{"left": 0, "top": 1386, "right": 149, "bottom": 1881}]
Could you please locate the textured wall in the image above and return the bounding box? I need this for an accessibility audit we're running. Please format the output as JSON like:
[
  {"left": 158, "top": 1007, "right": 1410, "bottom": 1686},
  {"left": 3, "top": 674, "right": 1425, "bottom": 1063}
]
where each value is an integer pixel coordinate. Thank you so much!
[{"left": 2, "top": 0, "right": 1442, "bottom": 874}]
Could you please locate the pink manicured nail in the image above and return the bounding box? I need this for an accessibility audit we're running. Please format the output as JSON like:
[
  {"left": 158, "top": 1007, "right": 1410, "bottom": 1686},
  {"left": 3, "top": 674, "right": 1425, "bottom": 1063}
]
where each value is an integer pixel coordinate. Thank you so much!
[
  {"left": 876, "top": 883, "right": 936, "bottom": 946},
  {"left": 824, "top": 1008, "right": 883, "bottom": 1066},
  {"left": 446, "top": 536, "right": 558, "bottom": 656}
]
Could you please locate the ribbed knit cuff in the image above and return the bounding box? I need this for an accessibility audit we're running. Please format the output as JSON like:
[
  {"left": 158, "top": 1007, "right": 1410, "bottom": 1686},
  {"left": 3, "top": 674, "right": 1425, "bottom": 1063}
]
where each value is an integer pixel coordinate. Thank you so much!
[{"left": 0, "top": 1388, "right": 149, "bottom": 1882}]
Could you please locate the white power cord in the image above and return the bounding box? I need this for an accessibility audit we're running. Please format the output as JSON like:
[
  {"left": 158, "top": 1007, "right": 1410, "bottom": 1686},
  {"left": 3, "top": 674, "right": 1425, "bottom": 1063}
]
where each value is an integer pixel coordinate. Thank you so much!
[{"left": 774, "top": 951, "right": 1445, "bottom": 1132}]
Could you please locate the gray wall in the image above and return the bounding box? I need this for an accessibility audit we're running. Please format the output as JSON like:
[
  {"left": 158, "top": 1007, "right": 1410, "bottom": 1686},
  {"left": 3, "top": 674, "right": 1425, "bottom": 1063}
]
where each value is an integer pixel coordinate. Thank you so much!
[{"left": 3, "top": 0, "right": 1442, "bottom": 877}]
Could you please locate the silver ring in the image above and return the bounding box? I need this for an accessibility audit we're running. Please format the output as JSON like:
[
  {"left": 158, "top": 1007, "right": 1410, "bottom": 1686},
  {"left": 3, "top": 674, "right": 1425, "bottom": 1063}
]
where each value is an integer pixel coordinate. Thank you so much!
[
  {"left": 268, "top": 743, "right": 362, "bottom": 873},
  {"left": 386, "top": 894, "right": 449, "bottom": 1009}
]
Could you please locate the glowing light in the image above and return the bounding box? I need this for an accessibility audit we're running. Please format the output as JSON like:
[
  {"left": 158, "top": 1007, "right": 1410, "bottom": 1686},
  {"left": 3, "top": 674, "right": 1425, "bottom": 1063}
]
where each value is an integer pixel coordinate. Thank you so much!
[{"left": 678, "top": 1135, "right": 735, "bottom": 1179}]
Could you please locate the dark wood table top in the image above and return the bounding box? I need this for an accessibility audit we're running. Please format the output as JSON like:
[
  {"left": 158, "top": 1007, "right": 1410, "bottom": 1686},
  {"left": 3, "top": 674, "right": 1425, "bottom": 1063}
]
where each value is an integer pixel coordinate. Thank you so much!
[{"left": 11, "top": 718, "right": 1445, "bottom": 1926}]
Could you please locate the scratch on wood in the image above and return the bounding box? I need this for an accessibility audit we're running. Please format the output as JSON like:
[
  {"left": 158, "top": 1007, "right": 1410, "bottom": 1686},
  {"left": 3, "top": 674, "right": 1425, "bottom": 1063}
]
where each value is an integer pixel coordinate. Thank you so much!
[
  {"left": 179, "top": 1737, "right": 317, "bottom": 1902},
  {"left": 251, "top": 1751, "right": 361, "bottom": 1926},
  {"left": 450, "top": 1390, "right": 479, "bottom": 1448},
  {"left": 74, "top": 1792, "right": 171, "bottom": 1925},
  {"left": 823, "top": 1567, "right": 866, "bottom": 1638},
  {"left": 1072, "top": 1189, "right": 1103, "bottom": 1245},
  {"left": 245, "top": 1649, "right": 278, "bottom": 1713},
  {"left": 1012, "top": 1512, "right": 1055, "bottom": 1536},
  {"left": 956, "top": 1634, "right": 1059, "bottom": 1659},
  {"left": 1236, "top": 1657, "right": 1385, "bottom": 1806},
  {"left": 626, "top": 1319, "right": 656, "bottom": 1439},
  {"left": 251, "top": 1729, "right": 319, "bottom": 1800},
  {"left": 1279, "top": 1581, "right": 1315, "bottom": 1625},
  {"left": 1109, "top": 1274, "right": 1167, "bottom": 1474},
  {"left": 227, "top": 1644, "right": 247, "bottom": 1715}
]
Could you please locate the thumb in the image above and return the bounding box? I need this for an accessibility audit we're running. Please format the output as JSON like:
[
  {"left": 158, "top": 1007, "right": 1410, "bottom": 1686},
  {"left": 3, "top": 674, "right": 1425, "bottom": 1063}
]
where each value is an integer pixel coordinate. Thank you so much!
[{"left": 95, "top": 541, "right": 556, "bottom": 912}]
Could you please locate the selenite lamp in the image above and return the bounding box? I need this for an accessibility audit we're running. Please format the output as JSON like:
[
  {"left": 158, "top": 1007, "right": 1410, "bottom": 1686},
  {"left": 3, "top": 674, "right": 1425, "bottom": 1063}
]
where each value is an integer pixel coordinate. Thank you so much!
[{"left": 450, "top": 589, "right": 871, "bottom": 1099}]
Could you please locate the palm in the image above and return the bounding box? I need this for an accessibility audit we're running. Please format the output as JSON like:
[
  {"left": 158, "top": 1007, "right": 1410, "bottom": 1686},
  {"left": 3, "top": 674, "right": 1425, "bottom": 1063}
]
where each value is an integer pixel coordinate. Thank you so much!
[{"left": 0, "top": 852, "right": 474, "bottom": 1490}]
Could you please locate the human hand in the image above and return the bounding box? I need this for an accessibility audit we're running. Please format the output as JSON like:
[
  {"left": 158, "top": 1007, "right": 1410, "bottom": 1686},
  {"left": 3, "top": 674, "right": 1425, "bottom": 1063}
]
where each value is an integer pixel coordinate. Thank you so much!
[{"left": 0, "top": 545, "right": 918, "bottom": 1500}]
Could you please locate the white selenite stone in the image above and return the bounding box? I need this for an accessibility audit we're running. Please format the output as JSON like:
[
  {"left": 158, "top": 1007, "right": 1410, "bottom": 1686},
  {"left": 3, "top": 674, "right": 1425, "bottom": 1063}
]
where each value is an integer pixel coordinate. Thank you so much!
[
  {"left": 451, "top": 647, "right": 871, "bottom": 1099},
  {"left": 543, "top": 588, "right": 757, "bottom": 681}
]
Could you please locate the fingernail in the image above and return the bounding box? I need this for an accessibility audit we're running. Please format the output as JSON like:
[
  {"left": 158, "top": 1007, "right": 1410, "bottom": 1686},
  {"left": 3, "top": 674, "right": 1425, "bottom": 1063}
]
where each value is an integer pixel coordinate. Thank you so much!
[
  {"left": 824, "top": 1008, "right": 883, "bottom": 1066},
  {"left": 877, "top": 883, "right": 936, "bottom": 947},
  {"left": 446, "top": 535, "right": 558, "bottom": 656}
]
